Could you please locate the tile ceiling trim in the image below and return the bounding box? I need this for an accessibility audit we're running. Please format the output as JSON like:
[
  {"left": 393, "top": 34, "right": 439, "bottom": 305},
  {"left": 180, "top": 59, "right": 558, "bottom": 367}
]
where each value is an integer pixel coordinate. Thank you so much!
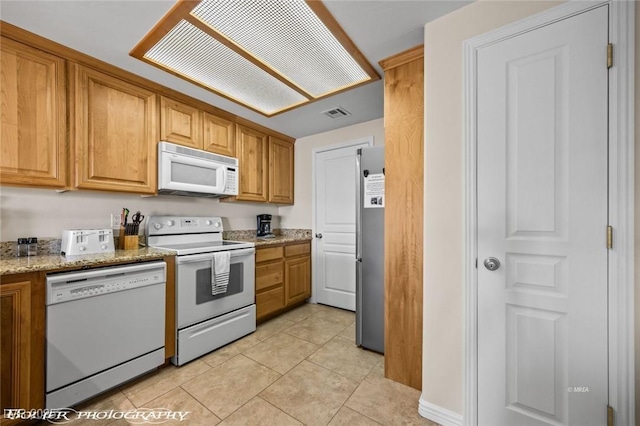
[{"left": 130, "top": 0, "right": 380, "bottom": 117}]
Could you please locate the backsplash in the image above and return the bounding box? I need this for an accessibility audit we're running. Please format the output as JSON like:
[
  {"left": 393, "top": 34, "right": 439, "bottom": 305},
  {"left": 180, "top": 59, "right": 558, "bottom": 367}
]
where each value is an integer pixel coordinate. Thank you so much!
[{"left": 0, "top": 186, "right": 280, "bottom": 241}]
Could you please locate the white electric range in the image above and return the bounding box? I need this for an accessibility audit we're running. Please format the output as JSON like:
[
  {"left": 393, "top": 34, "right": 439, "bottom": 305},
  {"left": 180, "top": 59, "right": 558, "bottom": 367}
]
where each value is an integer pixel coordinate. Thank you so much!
[{"left": 147, "top": 216, "right": 256, "bottom": 366}]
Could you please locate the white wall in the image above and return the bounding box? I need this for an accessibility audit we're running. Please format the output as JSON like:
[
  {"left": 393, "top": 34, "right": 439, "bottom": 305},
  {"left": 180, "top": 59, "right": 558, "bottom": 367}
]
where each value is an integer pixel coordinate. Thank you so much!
[
  {"left": 0, "top": 186, "right": 278, "bottom": 240},
  {"left": 421, "top": 0, "right": 562, "bottom": 416},
  {"left": 279, "top": 118, "right": 384, "bottom": 229}
]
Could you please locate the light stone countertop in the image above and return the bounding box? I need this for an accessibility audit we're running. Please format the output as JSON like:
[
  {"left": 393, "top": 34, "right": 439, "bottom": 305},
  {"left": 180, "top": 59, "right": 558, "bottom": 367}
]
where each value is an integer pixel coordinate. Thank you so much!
[
  {"left": 0, "top": 247, "right": 176, "bottom": 276},
  {"left": 230, "top": 235, "right": 313, "bottom": 247},
  {"left": 224, "top": 229, "right": 312, "bottom": 247}
]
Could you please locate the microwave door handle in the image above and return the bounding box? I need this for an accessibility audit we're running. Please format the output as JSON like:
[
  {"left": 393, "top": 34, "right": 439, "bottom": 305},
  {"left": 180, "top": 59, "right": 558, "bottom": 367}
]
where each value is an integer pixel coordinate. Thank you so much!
[{"left": 221, "top": 167, "right": 227, "bottom": 191}]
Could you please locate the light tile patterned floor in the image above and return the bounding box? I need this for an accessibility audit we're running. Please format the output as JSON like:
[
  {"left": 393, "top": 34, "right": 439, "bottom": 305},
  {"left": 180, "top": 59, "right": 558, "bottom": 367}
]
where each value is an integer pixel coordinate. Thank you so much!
[{"left": 71, "top": 303, "right": 438, "bottom": 426}]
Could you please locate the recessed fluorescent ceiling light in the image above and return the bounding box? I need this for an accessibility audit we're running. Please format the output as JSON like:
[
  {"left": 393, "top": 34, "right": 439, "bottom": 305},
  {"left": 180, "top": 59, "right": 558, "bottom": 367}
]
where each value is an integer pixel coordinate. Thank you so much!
[{"left": 131, "top": 0, "right": 379, "bottom": 117}]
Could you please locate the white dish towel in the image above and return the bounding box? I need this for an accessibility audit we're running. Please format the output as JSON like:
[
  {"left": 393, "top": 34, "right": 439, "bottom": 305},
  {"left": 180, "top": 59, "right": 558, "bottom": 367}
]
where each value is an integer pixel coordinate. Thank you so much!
[{"left": 211, "top": 252, "right": 230, "bottom": 295}]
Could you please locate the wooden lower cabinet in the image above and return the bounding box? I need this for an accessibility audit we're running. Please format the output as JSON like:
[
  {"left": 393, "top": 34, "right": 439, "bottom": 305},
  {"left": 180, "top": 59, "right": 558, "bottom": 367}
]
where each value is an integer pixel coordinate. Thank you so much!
[
  {"left": 284, "top": 243, "right": 311, "bottom": 305},
  {"left": 255, "top": 241, "right": 311, "bottom": 322},
  {"left": 0, "top": 272, "right": 45, "bottom": 425}
]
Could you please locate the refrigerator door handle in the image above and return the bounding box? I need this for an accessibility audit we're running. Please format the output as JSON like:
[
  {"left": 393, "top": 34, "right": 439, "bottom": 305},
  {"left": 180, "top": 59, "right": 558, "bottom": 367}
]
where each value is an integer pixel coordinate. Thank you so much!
[{"left": 355, "top": 152, "right": 362, "bottom": 261}]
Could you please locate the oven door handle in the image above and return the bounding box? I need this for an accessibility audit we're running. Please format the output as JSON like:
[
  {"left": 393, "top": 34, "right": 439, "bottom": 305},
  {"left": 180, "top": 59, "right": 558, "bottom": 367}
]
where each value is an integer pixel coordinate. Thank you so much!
[
  {"left": 230, "top": 248, "right": 255, "bottom": 257},
  {"left": 176, "top": 248, "right": 255, "bottom": 264}
]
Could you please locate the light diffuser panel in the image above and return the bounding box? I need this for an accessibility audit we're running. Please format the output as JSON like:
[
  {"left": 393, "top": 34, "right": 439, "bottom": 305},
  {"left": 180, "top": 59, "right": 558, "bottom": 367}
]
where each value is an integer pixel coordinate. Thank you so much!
[
  {"left": 144, "top": 20, "right": 308, "bottom": 115},
  {"left": 131, "top": 0, "right": 378, "bottom": 116},
  {"left": 191, "top": 0, "right": 371, "bottom": 97}
]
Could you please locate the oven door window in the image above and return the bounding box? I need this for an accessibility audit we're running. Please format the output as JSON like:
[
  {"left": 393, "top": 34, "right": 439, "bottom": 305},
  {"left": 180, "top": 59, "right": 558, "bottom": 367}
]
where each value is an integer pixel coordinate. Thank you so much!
[
  {"left": 176, "top": 250, "right": 255, "bottom": 329},
  {"left": 195, "top": 263, "right": 243, "bottom": 304}
]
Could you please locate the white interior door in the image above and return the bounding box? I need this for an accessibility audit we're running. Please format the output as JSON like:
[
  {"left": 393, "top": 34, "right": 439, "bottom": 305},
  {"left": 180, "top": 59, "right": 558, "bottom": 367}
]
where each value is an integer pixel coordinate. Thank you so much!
[
  {"left": 477, "top": 6, "right": 609, "bottom": 426},
  {"left": 313, "top": 139, "right": 371, "bottom": 310}
]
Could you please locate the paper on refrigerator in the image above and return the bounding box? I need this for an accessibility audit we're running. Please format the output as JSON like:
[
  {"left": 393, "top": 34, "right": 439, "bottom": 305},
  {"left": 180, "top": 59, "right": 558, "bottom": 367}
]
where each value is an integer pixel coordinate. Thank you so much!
[{"left": 363, "top": 173, "right": 384, "bottom": 208}]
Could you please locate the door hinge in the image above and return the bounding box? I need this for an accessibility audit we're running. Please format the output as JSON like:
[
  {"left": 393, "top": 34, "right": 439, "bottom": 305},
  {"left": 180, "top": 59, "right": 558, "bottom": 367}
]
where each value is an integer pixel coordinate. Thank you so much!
[
  {"left": 607, "top": 225, "right": 613, "bottom": 249},
  {"left": 607, "top": 43, "right": 613, "bottom": 68},
  {"left": 607, "top": 405, "right": 614, "bottom": 426}
]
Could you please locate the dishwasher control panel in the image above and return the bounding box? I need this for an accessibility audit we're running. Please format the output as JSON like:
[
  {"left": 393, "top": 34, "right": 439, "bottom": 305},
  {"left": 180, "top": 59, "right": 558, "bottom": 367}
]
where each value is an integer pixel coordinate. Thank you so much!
[{"left": 46, "top": 262, "right": 166, "bottom": 305}]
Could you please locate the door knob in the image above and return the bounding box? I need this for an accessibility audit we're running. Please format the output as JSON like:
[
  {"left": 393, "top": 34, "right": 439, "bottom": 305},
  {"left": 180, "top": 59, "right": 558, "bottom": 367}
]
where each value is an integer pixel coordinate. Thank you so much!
[
  {"left": 483, "top": 257, "right": 501, "bottom": 271},
  {"left": 315, "top": 233, "right": 323, "bottom": 239}
]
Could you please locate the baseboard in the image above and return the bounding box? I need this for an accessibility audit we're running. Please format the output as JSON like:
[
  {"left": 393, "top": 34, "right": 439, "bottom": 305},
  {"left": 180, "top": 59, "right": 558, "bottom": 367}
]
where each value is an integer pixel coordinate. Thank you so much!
[{"left": 418, "top": 395, "right": 463, "bottom": 426}]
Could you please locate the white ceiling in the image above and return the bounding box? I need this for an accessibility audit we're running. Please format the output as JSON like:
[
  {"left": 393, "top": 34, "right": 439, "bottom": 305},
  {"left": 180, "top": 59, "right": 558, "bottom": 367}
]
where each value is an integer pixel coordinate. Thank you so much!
[{"left": 0, "top": 0, "right": 471, "bottom": 139}]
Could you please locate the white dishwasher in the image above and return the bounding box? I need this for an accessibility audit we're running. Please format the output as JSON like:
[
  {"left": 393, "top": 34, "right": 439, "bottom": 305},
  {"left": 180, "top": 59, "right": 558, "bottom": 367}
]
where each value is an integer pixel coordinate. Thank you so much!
[{"left": 46, "top": 261, "right": 166, "bottom": 409}]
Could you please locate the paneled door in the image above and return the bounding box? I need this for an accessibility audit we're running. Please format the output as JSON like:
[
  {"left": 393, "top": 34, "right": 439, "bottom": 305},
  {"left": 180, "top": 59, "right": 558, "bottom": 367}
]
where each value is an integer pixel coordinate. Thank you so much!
[
  {"left": 477, "top": 6, "right": 608, "bottom": 426},
  {"left": 313, "top": 139, "right": 371, "bottom": 311}
]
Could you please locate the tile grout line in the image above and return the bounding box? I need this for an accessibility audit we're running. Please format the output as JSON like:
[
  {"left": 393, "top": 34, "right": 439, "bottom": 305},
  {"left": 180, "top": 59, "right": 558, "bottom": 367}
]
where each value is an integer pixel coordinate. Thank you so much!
[{"left": 178, "top": 383, "right": 221, "bottom": 422}]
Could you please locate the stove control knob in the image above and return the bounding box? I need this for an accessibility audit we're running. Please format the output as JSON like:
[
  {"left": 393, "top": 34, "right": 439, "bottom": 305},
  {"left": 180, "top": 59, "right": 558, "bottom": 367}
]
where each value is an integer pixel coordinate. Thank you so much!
[
  {"left": 205, "top": 220, "right": 212, "bottom": 226},
  {"left": 166, "top": 220, "right": 175, "bottom": 227},
  {"left": 214, "top": 222, "right": 220, "bottom": 228},
  {"left": 154, "top": 223, "right": 162, "bottom": 230}
]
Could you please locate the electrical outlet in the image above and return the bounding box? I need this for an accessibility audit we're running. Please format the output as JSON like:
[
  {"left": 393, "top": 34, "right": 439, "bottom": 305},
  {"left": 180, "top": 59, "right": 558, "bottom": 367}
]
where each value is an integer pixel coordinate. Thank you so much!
[{"left": 110, "top": 213, "right": 121, "bottom": 228}]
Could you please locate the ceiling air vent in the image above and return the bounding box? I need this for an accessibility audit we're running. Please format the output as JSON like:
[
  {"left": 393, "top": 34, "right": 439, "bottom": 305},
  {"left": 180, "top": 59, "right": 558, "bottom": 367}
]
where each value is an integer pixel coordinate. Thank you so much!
[{"left": 323, "top": 107, "right": 351, "bottom": 119}]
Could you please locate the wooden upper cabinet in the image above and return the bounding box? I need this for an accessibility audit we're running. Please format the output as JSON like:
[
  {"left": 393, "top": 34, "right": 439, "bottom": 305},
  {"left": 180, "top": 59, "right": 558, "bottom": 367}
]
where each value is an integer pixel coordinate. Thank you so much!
[
  {"left": 235, "top": 124, "right": 268, "bottom": 202},
  {"left": 0, "top": 37, "right": 67, "bottom": 188},
  {"left": 268, "top": 137, "right": 294, "bottom": 204},
  {"left": 160, "top": 97, "right": 201, "bottom": 149},
  {"left": 159, "top": 97, "right": 235, "bottom": 157},
  {"left": 71, "top": 64, "right": 157, "bottom": 194},
  {"left": 203, "top": 112, "right": 235, "bottom": 157}
]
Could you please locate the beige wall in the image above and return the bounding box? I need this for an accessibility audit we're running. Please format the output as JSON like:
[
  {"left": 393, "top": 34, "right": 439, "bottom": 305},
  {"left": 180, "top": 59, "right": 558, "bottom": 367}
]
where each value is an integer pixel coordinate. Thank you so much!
[
  {"left": 0, "top": 186, "right": 278, "bottom": 240},
  {"left": 279, "top": 118, "right": 384, "bottom": 229},
  {"left": 422, "top": 0, "right": 565, "bottom": 415}
]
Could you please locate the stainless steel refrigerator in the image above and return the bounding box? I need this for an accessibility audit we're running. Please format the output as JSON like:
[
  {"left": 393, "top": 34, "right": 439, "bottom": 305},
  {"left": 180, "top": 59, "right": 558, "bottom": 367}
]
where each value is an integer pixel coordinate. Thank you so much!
[{"left": 355, "top": 146, "right": 384, "bottom": 354}]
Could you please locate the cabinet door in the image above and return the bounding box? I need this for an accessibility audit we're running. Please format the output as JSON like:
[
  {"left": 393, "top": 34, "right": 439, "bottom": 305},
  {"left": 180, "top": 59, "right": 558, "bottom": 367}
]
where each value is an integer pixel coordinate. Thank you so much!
[
  {"left": 72, "top": 64, "right": 157, "bottom": 194},
  {"left": 285, "top": 255, "right": 311, "bottom": 306},
  {"left": 160, "top": 97, "right": 201, "bottom": 149},
  {"left": 235, "top": 124, "right": 268, "bottom": 202},
  {"left": 0, "top": 273, "right": 44, "bottom": 424},
  {"left": 268, "top": 137, "right": 294, "bottom": 204},
  {"left": 256, "top": 285, "right": 285, "bottom": 321},
  {"left": 203, "top": 112, "right": 235, "bottom": 157},
  {"left": 1, "top": 279, "right": 33, "bottom": 425},
  {"left": 0, "top": 37, "right": 67, "bottom": 188}
]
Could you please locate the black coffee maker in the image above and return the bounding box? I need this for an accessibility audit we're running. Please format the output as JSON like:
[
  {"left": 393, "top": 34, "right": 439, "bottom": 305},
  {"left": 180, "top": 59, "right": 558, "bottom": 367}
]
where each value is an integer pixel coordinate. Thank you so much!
[{"left": 257, "top": 214, "right": 275, "bottom": 238}]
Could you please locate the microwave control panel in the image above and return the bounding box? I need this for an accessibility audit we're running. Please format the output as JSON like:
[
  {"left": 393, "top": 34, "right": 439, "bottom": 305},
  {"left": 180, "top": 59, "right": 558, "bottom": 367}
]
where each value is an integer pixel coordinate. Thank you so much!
[{"left": 226, "top": 167, "right": 237, "bottom": 194}]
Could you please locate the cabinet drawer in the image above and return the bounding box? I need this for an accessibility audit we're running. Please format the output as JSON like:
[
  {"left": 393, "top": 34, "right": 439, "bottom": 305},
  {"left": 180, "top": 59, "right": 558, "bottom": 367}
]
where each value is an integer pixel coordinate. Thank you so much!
[
  {"left": 256, "top": 285, "right": 285, "bottom": 319},
  {"left": 256, "top": 261, "right": 283, "bottom": 291},
  {"left": 256, "top": 246, "right": 283, "bottom": 263},
  {"left": 285, "top": 242, "right": 310, "bottom": 258}
]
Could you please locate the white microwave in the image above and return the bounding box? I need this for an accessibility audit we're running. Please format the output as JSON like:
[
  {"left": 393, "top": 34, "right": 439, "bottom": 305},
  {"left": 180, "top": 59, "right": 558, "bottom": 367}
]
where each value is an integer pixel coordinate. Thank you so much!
[{"left": 157, "top": 142, "right": 238, "bottom": 198}]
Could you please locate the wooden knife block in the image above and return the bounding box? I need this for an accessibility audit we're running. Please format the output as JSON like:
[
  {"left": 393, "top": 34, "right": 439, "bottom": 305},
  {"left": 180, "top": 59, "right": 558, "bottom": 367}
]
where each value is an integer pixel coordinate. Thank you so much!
[{"left": 119, "top": 226, "right": 139, "bottom": 250}]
